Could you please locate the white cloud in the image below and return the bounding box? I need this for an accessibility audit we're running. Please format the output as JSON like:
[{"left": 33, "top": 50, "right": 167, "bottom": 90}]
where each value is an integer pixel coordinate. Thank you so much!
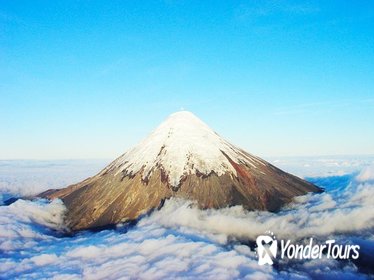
[
  {"left": 267, "top": 156, "right": 374, "bottom": 179},
  {"left": 356, "top": 164, "right": 374, "bottom": 182},
  {"left": 30, "top": 254, "right": 59, "bottom": 266},
  {"left": 0, "top": 160, "right": 373, "bottom": 279},
  {"left": 141, "top": 181, "right": 374, "bottom": 242},
  {"left": 0, "top": 160, "right": 108, "bottom": 200}
]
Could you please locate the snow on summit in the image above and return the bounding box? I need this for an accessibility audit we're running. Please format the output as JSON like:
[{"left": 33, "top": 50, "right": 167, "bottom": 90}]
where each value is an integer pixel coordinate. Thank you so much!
[{"left": 111, "top": 111, "right": 264, "bottom": 187}]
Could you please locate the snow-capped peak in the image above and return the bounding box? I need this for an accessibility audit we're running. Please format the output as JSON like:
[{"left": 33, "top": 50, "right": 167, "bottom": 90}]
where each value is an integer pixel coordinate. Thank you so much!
[{"left": 111, "top": 111, "right": 265, "bottom": 187}]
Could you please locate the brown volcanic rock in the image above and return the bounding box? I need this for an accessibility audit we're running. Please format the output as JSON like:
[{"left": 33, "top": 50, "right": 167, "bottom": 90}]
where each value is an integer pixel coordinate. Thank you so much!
[{"left": 41, "top": 111, "right": 321, "bottom": 231}]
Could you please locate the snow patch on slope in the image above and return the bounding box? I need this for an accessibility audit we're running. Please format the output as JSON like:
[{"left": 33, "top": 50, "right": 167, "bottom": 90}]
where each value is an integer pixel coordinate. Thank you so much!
[{"left": 111, "top": 111, "right": 264, "bottom": 187}]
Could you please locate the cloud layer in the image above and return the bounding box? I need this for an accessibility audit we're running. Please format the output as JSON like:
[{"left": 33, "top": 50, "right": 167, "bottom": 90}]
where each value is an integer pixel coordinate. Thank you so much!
[
  {"left": 356, "top": 164, "right": 374, "bottom": 182},
  {"left": 0, "top": 159, "right": 373, "bottom": 279},
  {"left": 0, "top": 160, "right": 108, "bottom": 200}
]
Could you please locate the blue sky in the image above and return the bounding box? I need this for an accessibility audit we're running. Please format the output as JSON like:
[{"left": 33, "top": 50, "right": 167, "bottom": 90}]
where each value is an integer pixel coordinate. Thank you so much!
[{"left": 1, "top": 0, "right": 374, "bottom": 159}]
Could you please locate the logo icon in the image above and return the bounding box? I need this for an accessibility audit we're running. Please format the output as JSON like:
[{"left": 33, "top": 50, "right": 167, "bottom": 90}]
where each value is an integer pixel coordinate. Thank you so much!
[
  {"left": 256, "top": 231, "right": 278, "bottom": 265},
  {"left": 255, "top": 232, "right": 360, "bottom": 265}
]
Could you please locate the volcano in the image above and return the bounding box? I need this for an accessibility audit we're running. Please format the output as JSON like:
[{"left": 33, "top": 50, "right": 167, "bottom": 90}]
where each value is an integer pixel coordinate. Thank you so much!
[{"left": 40, "top": 111, "right": 321, "bottom": 231}]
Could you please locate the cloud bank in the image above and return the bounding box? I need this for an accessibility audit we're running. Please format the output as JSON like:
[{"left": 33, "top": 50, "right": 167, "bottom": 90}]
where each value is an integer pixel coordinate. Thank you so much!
[
  {"left": 356, "top": 164, "right": 374, "bottom": 182},
  {"left": 0, "top": 159, "right": 373, "bottom": 279},
  {"left": 0, "top": 160, "right": 108, "bottom": 200}
]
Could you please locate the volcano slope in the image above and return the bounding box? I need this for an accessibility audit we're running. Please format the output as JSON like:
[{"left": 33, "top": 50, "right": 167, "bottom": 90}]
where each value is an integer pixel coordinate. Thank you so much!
[{"left": 40, "top": 111, "right": 321, "bottom": 231}]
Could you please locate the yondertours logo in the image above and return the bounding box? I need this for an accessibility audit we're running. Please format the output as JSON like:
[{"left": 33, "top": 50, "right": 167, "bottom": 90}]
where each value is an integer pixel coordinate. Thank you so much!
[
  {"left": 256, "top": 231, "right": 360, "bottom": 266},
  {"left": 256, "top": 231, "right": 278, "bottom": 265}
]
